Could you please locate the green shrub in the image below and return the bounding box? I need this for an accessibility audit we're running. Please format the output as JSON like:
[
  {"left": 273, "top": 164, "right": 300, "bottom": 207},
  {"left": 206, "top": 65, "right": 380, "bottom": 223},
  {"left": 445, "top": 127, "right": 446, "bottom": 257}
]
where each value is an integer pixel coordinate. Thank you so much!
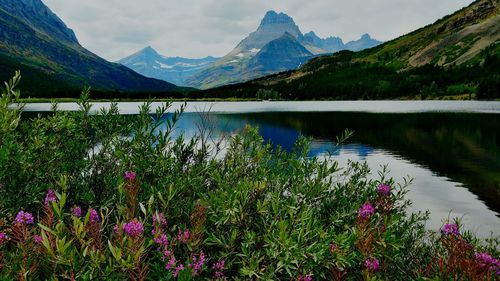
[{"left": 0, "top": 74, "right": 498, "bottom": 280}]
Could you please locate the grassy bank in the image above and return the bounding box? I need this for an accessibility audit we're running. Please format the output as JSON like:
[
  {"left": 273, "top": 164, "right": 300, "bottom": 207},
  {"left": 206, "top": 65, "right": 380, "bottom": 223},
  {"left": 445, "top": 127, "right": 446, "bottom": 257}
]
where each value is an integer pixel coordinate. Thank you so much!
[
  {"left": 18, "top": 97, "right": 262, "bottom": 103},
  {"left": 1, "top": 73, "right": 499, "bottom": 280},
  {"left": 18, "top": 94, "right": 485, "bottom": 103}
]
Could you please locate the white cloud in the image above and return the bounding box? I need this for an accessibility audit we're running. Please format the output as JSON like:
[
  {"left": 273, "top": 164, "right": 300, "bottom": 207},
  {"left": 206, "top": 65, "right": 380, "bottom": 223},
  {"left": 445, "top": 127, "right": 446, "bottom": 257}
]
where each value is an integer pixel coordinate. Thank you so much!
[{"left": 42, "top": 0, "right": 475, "bottom": 61}]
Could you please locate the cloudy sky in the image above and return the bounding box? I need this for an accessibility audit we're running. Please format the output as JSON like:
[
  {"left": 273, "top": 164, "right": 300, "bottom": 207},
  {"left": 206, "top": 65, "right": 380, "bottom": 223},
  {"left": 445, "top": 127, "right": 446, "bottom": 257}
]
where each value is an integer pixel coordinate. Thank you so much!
[{"left": 43, "top": 0, "right": 474, "bottom": 61}]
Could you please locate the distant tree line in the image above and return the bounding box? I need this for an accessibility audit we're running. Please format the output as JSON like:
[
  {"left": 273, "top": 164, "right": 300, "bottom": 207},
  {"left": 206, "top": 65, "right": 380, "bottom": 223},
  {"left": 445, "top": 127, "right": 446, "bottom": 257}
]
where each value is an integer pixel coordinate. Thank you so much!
[
  {"left": 4, "top": 46, "right": 499, "bottom": 100},
  {"left": 200, "top": 48, "right": 500, "bottom": 100}
]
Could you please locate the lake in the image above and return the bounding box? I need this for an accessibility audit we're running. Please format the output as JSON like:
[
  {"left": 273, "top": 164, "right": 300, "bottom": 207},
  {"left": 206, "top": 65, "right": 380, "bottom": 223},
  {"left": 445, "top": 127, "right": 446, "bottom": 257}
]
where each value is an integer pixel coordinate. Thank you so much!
[{"left": 24, "top": 101, "right": 500, "bottom": 237}]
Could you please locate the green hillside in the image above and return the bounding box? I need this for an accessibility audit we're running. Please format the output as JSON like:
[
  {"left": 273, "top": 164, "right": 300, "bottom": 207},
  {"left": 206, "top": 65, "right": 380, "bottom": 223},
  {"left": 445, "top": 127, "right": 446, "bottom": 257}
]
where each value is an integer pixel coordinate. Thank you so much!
[
  {"left": 0, "top": 0, "right": 177, "bottom": 98},
  {"left": 200, "top": 0, "right": 500, "bottom": 100}
]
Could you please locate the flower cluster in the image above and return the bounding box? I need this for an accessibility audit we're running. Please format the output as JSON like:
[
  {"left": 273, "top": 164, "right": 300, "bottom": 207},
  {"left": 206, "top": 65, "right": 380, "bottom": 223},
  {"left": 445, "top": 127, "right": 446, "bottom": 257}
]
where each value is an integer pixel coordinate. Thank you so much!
[
  {"left": 124, "top": 171, "right": 137, "bottom": 181},
  {"left": 188, "top": 252, "right": 205, "bottom": 276},
  {"left": 14, "top": 211, "right": 34, "bottom": 225},
  {"left": 474, "top": 252, "right": 499, "bottom": 272},
  {"left": 34, "top": 235, "right": 43, "bottom": 244},
  {"left": 154, "top": 233, "right": 169, "bottom": 246},
  {"left": 153, "top": 212, "right": 167, "bottom": 228},
  {"left": 364, "top": 258, "right": 380, "bottom": 272},
  {"left": 176, "top": 229, "right": 190, "bottom": 244},
  {"left": 152, "top": 212, "right": 168, "bottom": 235},
  {"left": 72, "top": 206, "right": 82, "bottom": 217},
  {"left": 376, "top": 184, "right": 391, "bottom": 196},
  {"left": 358, "top": 202, "right": 376, "bottom": 218},
  {"left": 166, "top": 255, "right": 177, "bottom": 270},
  {"left": 173, "top": 264, "right": 184, "bottom": 277},
  {"left": 44, "top": 189, "right": 57, "bottom": 206},
  {"left": 122, "top": 219, "right": 144, "bottom": 238},
  {"left": 213, "top": 259, "right": 225, "bottom": 278},
  {"left": 89, "top": 208, "right": 100, "bottom": 223},
  {"left": 441, "top": 223, "right": 460, "bottom": 236}
]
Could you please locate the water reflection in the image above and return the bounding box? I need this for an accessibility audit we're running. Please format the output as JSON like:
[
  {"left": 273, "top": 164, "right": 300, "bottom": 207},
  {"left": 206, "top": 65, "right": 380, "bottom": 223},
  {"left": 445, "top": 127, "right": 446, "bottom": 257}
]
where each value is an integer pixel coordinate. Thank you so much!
[{"left": 170, "top": 112, "right": 500, "bottom": 237}]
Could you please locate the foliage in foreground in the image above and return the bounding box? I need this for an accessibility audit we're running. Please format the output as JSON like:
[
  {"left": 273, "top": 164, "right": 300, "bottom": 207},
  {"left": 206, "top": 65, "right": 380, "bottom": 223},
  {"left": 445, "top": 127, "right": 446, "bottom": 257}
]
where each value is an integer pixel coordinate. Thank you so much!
[{"left": 0, "top": 74, "right": 498, "bottom": 280}]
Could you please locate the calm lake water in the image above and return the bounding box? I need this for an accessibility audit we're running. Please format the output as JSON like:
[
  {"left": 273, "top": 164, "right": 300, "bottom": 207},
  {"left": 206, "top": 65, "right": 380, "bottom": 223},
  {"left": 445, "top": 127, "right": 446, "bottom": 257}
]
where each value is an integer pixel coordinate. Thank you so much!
[{"left": 24, "top": 101, "right": 500, "bottom": 237}]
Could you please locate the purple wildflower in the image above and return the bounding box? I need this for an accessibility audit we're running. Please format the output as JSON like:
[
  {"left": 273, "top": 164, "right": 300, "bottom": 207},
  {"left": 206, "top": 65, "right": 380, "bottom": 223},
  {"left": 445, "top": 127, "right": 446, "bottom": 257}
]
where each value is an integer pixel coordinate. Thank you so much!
[
  {"left": 176, "top": 229, "right": 190, "bottom": 243},
  {"left": 154, "top": 233, "right": 169, "bottom": 246},
  {"left": 364, "top": 258, "right": 380, "bottom": 272},
  {"left": 113, "top": 224, "right": 120, "bottom": 234},
  {"left": 376, "top": 184, "right": 391, "bottom": 196},
  {"left": 441, "top": 223, "right": 460, "bottom": 236},
  {"left": 34, "top": 235, "right": 43, "bottom": 244},
  {"left": 166, "top": 255, "right": 177, "bottom": 269},
  {"left": 358, "top": 202, "right": 376, "bottom": 218},
  {"left": 0, "top": 232, "right": 7, "bottom": 244},
  {"left": 14, "top": 211, "right": 34, "bottom": 225},
  {"left": 44, "top": 189, "right": 57, "bottom": 206},
  {"left": 122, "top": 219, "right": 144, "bottom": 238},
  {"left": 298, "top": 273, "right": 312, "bottom": 281},
  {"left": 214, "top": 260, "right": 225, "bottom": 270},
  {"left": 163, "top": 249, "right": 172, "bottom": 260},
  {"left": 191, "top": 252, "right": 206, "bottom": 276},
  {"left": 475, "top": 252, "right": 499, "bottom": 271},
  {"left": 72, "top": 206, "right": 82, "bottom": 217},
  {"left": 152, "top": 212, "right": 168, "bottom": 228},
  {"left": 213, "top": 259, "right": 225, "bottom": 278},
  {"left": 173, "top": 264, "right": 184, "bottom": 277},
  {"left": 89, "top": 208, "right": 100, "bottom": 223},
  {"left": 124, "top": 171, "right": 137, "bottom": 181}
]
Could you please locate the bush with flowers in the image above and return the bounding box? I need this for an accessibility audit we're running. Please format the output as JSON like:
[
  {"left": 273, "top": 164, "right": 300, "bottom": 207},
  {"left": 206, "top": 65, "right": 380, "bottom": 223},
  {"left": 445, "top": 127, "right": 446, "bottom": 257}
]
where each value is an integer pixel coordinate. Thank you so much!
[{"left": 0, "top": 73, "right": 498, "bottom": 280}]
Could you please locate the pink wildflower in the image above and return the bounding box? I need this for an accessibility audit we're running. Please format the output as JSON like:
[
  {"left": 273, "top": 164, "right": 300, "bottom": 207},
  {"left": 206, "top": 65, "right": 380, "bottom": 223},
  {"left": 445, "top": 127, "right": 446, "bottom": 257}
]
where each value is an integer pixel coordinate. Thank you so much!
[
  {"left": 124, "top": 171, "right": 137, "bottom": 181},
  {"left": 176, "top": 229, "right": 190, "bottom": 243},
  {"left": 173, "top": 264, "right": 184, "bottom": 277},
  {"left": 191, "top": 252, "right": 206, "bottom": 276},
  {"left": 44, "top": 189, "right": 57, "bottom": 205},
  {"left": 72, "top": 206, "right": 82, "bottom": 217},
  {"left": 364, "top": 258, "right": 380, "bottom": 272},
  {"left": 0, "top": 232, "right": 7, "bottom": 244},
  {"left": 166, "top": 255, "right": 177, "bottom": 270},
  {"left": 213, "top": 259, "right": 225, "bottom": 278},
  {"left": 475, "top": 252, "right": 499, "bottom": 272},
  {"left": 122, "top": 219, "right": 144, "bottom": 237},
  {"left": 34, "top": 235, "right": 43, "bottom": 244},
  {"left": 358, "top": 202, "right": 376, "bottom": 218},
  {"left": 376, "top": 184, "right": 391, "bottom": 196},
  {"left": 152, "top": 212, "right": 167, "bottom": 228},
  {"left": 154, "top": 233, "right": 169, "bottom": 246},
  {"left": 14, "top": 211, "right": 34, "bottom": 225},
  {"left": 89, "top": 208, "right": 100, "bottom": 223},
  {"left": 441, "top": 223, "right": 460, "bottom": 236}
]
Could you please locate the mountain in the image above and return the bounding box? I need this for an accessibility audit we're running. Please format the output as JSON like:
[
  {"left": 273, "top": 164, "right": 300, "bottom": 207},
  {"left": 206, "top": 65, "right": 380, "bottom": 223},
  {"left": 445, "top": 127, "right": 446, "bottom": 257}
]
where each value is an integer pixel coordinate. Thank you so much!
[
  {"left": 238, "top": 11, "right": 302, "bottom": 51},
  {"left": 299, "top": 32, "right": 382, "bottom": 53},
  {"left": 200, "top": 0, "right": 500, "bottom": 100},
  {"left": 185, "top": 11, "right": 382, "bottom": 89},
  {"left": 344, "top": 34, "right": 383, "bottom": 51},
  {"left": 247, "top": 33, "right": 312, "bottom": 74},
  {"left": 0, "top": 0, "right": 177, "bottom": 98},
  {"left": 0, "top": 0, "right": 78, "bottom": 45},
  {"left": 117, "top": 46, "right": 218, "bottom": 86},
  {"left": 300, "top": 31, "right": 345, "bottom": 53}
]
